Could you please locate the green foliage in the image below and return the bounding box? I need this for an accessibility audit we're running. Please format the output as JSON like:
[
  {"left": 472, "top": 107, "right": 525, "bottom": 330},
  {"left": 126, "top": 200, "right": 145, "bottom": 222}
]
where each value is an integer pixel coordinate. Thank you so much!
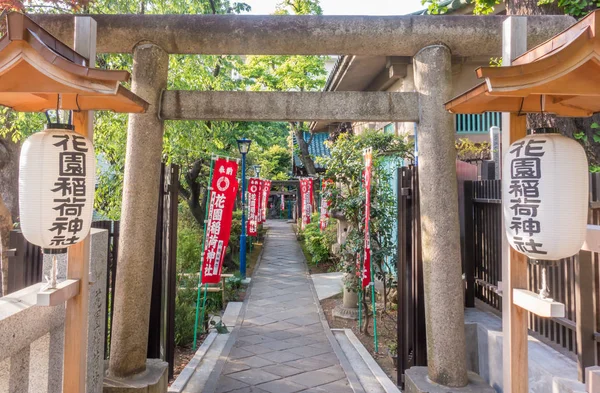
[
  {"left": 553, "top": 0, "right": 600, "bottom": 17},
  {"left": 319, "top": 130, "right": 411, "bottom": 292},
  {"left": 456, "top": 138, "right": 490, "bottom": 162},
  {"left": 300, "top": 213, "right": 336, "bottom": 265},
  {"left": 424, "top": 0, "right": 599, "bottom": 17},
  {"left": 248, "top": 144, "right": 292, "bottom": 180}
]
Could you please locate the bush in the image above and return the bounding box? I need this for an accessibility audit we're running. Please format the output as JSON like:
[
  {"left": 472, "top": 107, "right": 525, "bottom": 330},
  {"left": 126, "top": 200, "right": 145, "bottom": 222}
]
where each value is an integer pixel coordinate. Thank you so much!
[{"left": 301, "top": 213, "right": 336, "bottom": 265}]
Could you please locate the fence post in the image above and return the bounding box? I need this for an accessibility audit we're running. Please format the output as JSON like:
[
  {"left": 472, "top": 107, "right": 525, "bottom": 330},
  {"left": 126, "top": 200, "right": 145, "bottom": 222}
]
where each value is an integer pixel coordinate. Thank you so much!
[
  {"left": 575, "top": 249, "right": 597, "bottom": 382},
  {"left": 397, "top": 167, "right": 408, "bottom": 388},
  {"left": 463, "top": 181, "right": 475, "bottom": 308},
  {"left": 165, "top": 164, "right": 179, "bottom": 379}
]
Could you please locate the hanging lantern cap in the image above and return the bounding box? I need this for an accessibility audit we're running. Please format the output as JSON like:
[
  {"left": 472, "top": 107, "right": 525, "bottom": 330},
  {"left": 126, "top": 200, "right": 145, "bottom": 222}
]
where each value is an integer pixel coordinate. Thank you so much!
[
  {"left": 531, "top": 127, "right": 559, "bottom": 135},
  {"left": 46, "top": 123, "right": 75, "bottom": 131}
]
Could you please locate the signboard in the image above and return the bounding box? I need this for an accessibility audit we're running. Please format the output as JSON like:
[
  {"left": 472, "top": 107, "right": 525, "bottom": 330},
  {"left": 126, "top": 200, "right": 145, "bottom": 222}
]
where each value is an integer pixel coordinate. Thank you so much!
[
  {"left": 300, "top": 178, "right": 314, "bottom": 228},
  {"left": 320, "top": 179, "right": 332, "bottom": 231},
  {"left": 247, "top": 177, "right": 260, "bottom": 237},
  {"left": 201, "top": 158, "right": 239, "bottom": 284}
]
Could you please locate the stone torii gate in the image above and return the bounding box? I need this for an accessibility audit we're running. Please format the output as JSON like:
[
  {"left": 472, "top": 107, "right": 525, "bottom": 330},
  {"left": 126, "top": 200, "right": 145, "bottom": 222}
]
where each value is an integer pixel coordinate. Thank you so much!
[{"left": 33, "top": 13, "right": 574, "bottom": 392}]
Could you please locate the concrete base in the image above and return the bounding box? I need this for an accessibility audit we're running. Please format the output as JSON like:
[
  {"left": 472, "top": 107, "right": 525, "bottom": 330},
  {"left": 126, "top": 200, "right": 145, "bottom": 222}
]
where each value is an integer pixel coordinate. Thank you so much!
[
  {"left": 405, "top": 367, "right": 495, "bottom": 393},
  {"left": 241, "top": 278, "right": 251, "bottom": 286},
  {"left": 104, "top": 359, "right": 168, "bottom": 393},
  {"left": 332, "top": 304, "right": 359, "bottom": 320}
]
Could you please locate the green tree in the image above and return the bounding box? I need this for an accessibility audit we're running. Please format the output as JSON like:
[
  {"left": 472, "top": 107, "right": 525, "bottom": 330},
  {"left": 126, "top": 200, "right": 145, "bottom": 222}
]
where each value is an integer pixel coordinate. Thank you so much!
[
  {"left": 319, "top": 130, "right": 412, "bottom": 333},
  {"left": 240, "top": 0, "right": 328, "bottom": 176}
]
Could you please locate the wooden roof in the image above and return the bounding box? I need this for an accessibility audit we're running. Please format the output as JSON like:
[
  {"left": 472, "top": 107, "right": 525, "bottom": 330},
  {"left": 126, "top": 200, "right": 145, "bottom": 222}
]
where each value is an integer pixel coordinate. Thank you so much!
[
  {"left": 0, "top": 12, "right": 147, "bottom": 113},
  {"left": 446, "top": 10, "right": 600, "bottom": 117}
]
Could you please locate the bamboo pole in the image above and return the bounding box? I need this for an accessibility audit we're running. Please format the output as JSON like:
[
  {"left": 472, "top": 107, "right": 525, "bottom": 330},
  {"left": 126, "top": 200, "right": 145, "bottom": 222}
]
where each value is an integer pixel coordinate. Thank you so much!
[{"left": 193, "top": 157, "right": 215, "bottom": 350}]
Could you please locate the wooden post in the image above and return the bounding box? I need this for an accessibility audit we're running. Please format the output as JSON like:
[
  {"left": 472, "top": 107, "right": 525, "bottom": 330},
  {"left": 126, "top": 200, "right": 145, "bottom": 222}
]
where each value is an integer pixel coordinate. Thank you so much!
[
  {"left": 501, "top": 16, "right": 528, "bottom": 393},
  {"left": 575, "top": 249, "right": 597, "bottom": 382},
  {"left": 63, "top": 16, "right": 96, "bottom": 393}
]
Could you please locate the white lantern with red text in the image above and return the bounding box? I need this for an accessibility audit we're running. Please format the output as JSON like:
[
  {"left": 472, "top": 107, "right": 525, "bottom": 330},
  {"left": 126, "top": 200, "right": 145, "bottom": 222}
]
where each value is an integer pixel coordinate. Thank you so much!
[
  {"left": 502, "top": 128, "right": 588, "bottom": 260},
  {"left": 19, "top": 124, "right": 95, "bottom": 253}
]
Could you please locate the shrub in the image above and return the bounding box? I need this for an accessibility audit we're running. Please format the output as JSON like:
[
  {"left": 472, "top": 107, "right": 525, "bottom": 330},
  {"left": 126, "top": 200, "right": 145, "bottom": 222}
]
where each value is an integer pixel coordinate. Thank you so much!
[{"left": 301, "top": 213, "right": 336, "bottom": 265}]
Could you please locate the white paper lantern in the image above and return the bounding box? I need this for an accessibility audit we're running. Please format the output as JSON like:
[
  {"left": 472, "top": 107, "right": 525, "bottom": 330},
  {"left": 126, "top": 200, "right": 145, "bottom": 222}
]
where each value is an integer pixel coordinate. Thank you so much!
[
  {"left": 19, "top": 125, "right": 95, "bottom": 252},
  {"left": 503, "top": 129, "right": 588, "bottom": 260}
]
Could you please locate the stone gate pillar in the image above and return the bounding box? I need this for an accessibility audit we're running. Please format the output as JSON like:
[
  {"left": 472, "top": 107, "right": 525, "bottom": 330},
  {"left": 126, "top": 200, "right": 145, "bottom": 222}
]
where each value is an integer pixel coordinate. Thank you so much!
[
  {"left": 106, "top": 42, "right": 169, "bottom": 388},
  {"left": 412, "top": 44, "right": 468, "bottom": 388}
]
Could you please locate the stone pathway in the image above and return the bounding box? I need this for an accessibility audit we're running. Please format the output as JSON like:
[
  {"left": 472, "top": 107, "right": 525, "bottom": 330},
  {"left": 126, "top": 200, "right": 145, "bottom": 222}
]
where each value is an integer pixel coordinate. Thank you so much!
[{"left": 211, "top": 221, "right": 355, "bottom": 393}]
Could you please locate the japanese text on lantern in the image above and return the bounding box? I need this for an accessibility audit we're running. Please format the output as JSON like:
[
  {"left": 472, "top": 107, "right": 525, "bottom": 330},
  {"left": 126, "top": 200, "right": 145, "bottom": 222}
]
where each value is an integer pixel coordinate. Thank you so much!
[
  {"left": 202, "top": 159, "right": 239, "bottom": 284},
  {"left": 508, "top": 138, "right": 547, "bottom": 256},
  {"left": 49, "top": 134, "right": 89, "bottom": 247}
]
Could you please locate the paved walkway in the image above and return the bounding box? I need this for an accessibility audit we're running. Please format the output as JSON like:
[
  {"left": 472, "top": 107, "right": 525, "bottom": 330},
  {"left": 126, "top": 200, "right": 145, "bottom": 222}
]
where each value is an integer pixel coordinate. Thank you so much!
[{"left": 212, "top": 221, "right": 354, "bottom": 393}]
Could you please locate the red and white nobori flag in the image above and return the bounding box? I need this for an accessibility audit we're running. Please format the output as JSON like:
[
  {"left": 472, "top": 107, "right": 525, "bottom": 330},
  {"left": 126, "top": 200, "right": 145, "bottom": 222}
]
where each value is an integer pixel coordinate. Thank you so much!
[
  {"left": 362, "top": 149, "right": 373, "bottom": 289},
  {"left": 201, "top": 158, "right": 239, "bottom": 284},
  {"left": 247, "top": 177, "right": 260, "bottom": 237},
  {"left": 281, "top": 194, "right": 285, "bottom": 211},
  {"left": 300, "top": 178, "right": 314, "bottom": 228},
  {"left": 262, "top": 180, "right": 272, "bottom": 222},
  {"left": 257, "top": 179, "right": 264, "bottom": 223},
  {"left": 320, "top": 179, "right": 333, "bottom": 231}
]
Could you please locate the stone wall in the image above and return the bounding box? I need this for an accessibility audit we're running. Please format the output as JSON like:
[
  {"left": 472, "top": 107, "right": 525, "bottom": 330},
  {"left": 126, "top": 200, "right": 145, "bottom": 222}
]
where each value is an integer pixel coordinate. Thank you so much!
[{"left": 0, "top": 228, "right": 108, "bottom": 393}]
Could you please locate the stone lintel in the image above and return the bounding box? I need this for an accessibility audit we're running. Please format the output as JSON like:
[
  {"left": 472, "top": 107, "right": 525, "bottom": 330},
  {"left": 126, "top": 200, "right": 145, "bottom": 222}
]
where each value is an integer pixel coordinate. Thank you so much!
[
  {"left": 160, "top": 91, "right": 419, "bottom": 122},
  {"left": 103, "top": 359, "right": 168, "bottom": 393},
  {"left": 31, "top": 14, "right": 574, "bottom": 56},
  {"left": 405, "top": 367, "right": 496, "bottom": 393}
]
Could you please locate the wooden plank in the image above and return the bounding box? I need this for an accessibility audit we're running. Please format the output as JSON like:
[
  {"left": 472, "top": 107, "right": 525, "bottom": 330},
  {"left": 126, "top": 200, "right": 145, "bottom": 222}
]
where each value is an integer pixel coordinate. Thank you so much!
[
  {"left": 575, "top": 250, "right": 597, "bottom": 382},
  {"left": 512, "top": 288, "right": 565, "bottom": 318},
  {"left": 501, "top": 16, "right": 529, "bottom": 393},
  {"left": 503, "top": 113, "right": 529, "bottom": 393},
  {"left": 63, "top": 16, "right": 96, "bottom": 393}
]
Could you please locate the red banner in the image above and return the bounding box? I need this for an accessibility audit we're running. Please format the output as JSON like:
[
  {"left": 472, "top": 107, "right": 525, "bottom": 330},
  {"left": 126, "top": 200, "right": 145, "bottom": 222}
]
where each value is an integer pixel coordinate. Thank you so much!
[
  {"left": 300, "top": 178, "right": 314, "bottom": 228},
  {"left": 362, "top": 150, "right": 373, "bottom": 289},
  {"left": 247, "top": 177, "right": 260, "bottom": 237},
  {"left": 320, "top": 179, "right": 332, "bottom": 231},
  {"left": 261, "top": 180, "right": 272, "bottom": 222},
  {"left": 201, "top": 158, "right": 239, "bottom": 284},
  {"left": 281, "top": 194, "right": 285, "bottom": 212}
]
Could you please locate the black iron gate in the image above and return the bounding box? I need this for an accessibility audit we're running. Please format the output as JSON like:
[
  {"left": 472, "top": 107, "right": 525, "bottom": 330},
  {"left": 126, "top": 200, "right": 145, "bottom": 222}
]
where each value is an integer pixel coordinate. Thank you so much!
[{"left": 396, "top": 166, "right": 427, "bottom": 388}]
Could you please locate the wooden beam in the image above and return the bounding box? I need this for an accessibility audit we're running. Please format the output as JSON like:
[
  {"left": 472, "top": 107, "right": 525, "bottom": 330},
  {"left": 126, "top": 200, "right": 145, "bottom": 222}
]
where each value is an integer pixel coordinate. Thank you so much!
[
  {"left": 503, "top": 112, "right": 529, "bottom": 393},
  {"left": 62, "top": 16, "right": 96, "bottom": 393},
  {"left": 576, "top": 250, "right": 597, "bottom": 382},
  {"left": 512, "top": 289, "right": 565, "bottom": 318},
  {"left": 501, "top": 17, "right": 529, "bottom": 393},
  {"left": 366, "top": 58, "right": 408, "bottom": 92}
]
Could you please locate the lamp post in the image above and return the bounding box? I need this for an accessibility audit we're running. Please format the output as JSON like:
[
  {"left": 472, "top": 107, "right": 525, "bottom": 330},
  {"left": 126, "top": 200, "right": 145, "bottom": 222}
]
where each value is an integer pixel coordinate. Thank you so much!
[
  {"left": 237, "top": 138, "right": 252, "bottom": 279},
  {"left": 253, "top": 165, "right": 261, "bottom": 178}
]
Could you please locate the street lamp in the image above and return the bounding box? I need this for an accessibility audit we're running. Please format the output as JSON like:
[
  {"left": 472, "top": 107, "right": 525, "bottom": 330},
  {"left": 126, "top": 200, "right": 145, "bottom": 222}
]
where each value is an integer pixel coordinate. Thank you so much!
[
  {"left": 237, "top": 138, "right": 252, "bottom": 279},
  {"left": 253, "top": 165, "right": 261, "bottom": 178}
]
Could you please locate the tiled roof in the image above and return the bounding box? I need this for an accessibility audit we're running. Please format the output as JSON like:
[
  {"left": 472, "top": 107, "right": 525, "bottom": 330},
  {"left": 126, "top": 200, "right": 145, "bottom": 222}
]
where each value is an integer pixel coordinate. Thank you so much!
[{"left": 293, "top": 132, "right": 331, "bottom": 168}]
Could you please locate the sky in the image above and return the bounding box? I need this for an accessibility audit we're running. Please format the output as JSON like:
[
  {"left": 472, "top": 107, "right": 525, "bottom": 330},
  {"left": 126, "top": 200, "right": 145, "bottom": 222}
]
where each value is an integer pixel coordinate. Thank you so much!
[{"left": 244, "top": 0, "right": 425, "bottom": 15}]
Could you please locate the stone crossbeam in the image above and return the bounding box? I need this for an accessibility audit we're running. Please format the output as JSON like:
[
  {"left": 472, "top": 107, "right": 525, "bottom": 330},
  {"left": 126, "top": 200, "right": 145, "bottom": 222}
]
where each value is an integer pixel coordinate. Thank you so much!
[
  {"left": 159, "top": 91, "right": 419, "bottom": 122},
  {"left": 32, "top": 14, "right": 574, "bottom": 56}
]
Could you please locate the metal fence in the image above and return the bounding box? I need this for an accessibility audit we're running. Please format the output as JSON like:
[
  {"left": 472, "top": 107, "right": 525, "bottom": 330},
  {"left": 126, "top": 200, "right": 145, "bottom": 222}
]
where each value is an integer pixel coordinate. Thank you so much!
[
  {"left": 463, "top": 174, "right": 600, "bottom": 376},
  {"left": 396, "top": 166, "right": 427, "bottom": 389}
]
